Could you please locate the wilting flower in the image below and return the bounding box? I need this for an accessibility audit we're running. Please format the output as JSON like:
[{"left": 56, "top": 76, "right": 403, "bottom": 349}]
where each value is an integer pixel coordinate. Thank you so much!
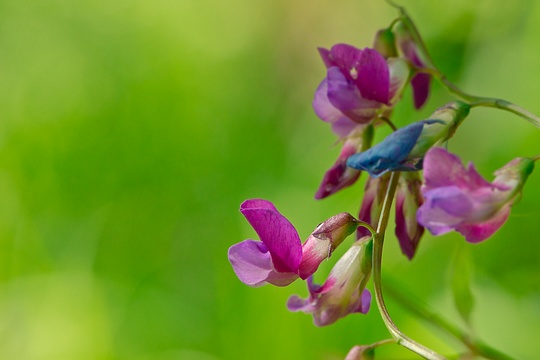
[
  {"left": 356, "top": 174, "right": 390, "bottom": 239},
  {"left": 228, "top": 199, "right": 359, "bottom": 286},
  {"left": 287, "top": 237, "right": 373, "bottom": 326},
  {"left": 313, "top": 44, "right": 409, "bottom": 136},
  {"left": 347, "top": 101, "right": 470, "bottom": 177},
  {"left": 395, "top": 172, "right": 425, "bottom": 259},
  {"left": 395, "top": 20, "right": 434, "bottom": 109},
  {"left": 417, "top": 148, "right": 535, "bottom": 243},
  {"left": 315, "top": 125, "right": 373, "bottom": 199},
  {"left": 356, "top": 172, "right": 424, "bottom": 259}
]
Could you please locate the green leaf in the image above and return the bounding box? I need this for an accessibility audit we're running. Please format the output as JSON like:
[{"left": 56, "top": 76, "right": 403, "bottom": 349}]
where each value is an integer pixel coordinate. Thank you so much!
[{"left": 451, "top": 245, "right": 475, "bottom": 325}]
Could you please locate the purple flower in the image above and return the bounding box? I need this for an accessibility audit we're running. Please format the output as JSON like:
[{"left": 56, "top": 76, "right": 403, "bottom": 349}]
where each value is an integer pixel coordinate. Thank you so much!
[
  {"left": 356, "top": 172, "right": 424, "bottom": 259},
  {"left": 315, "top": 126, "right": 373, "bottom": 199},
  {"left": 347, "top": 102, "right": 470, "bottom": 177},
  {"left": 228, "top": 199, "right": 359, "bottom": 286},
  {"left": 417, "top": 148, "right": 535, "bottom": 243},
  {"left": 395, "top": 172, "right": 425, "bottom": 259},
  {"left": 287, "top": 238, "right": 373, "bottom": 326},
  {"left": 313, "top": 44, "right": 409, "bottom": 136}
]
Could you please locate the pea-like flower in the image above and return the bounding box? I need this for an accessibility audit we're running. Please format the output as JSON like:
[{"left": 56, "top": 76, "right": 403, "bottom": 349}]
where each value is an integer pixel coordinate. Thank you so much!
[
  {"left": 315, "top": 126, "right": 373, "bottom": 199},
  {"left": 228, "top": 199, "right": 359, "bottom": 287},
  {"left": 356, "top": 172, "right": 424, "bottom": 259},
  {"left": 417, "top": 148, "right": 535, "bottom": 243},
  {"left": 287, "top": 237, "right": 373, "bottom": 326},
  {"left": 313, "top": 44, "right": 409, "bottom": 137},
  {"left": 347, "top": 101, "right": 470, "bottom": 177}
]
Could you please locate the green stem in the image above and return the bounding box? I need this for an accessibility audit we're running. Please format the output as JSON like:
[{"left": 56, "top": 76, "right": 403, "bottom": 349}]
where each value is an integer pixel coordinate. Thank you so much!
[
  {"left": 437, "top": 74, "right": 540, "bottom": 129},
  {"left": 387, "top": 1, "right": 540, "bottom": 129},
  {"left": 383, "top": 278, "right": 514, "bottom": 360},
  {"left": 372, "top": 172, "right": 447, "bottom": 360}
]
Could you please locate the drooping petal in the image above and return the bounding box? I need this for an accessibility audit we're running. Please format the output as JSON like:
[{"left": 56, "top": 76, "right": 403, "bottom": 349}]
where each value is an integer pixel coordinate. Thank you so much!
[
  {"left": 411, "top": 72, "right": 431, "bottom": 109},
  {"left": 395, "top": 172, "right": 424, "bottom": 259},
  {"left": 356, "top": 48, "right": 390, "bottom": 104},
  {"left": 455, "top": 205, "right": 511, "bottom": 243},
  {"left": 240, "top": 199, "right": 302, "bottom": 273},
  {"left": 228, "top": 240, "right": 298, "bottom": 287},
  {"left": 315, "top": 139, "right": 361, "bottom": 199}
]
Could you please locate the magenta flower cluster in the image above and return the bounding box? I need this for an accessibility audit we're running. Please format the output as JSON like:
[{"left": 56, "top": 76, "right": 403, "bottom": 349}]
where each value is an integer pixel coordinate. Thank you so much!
[{"left": 227, "top": 15, "right": 536, "bottom": 328}]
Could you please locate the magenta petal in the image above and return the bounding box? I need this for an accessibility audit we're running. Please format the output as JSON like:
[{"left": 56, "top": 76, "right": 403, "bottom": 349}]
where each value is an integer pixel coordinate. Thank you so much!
[
  {"left": 240, "top": 199, "right": 302, "bottom": 273},
  {"left": 395, "top": 192, "right": 424, "bottom": 260},
  {"left": 456, "top": 205, "right": 511, "bottom": 243},
  {"left": 357, "top": 48, "right": 390, "bottom": 104},
  {"left": 318, "top": 47, "right": 334, "bottom": 68},
  {"left": 411, "top": 72, "right": 431, "bottom": 109},
  {"left": 329, "top": 44, "right": 364, "bottom": 72},
  {"left": 228, "top": 240, "right": 298, "bottom": 287},
  {"left": 315, "top": 141, "right": 361, "bottom": 199}
]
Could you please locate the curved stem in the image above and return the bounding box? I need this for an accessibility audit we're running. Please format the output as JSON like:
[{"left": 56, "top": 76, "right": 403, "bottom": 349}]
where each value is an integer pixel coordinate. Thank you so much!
[
  {"left": 372, "top": 172, "right": 447, "bottom": 360},
  {"left": 383, "top": 278, "right": 514, "bottom": 360},
  {"left": 389, "top": 2, "right": 540, "bottom": 129},
  {"left": 437, "top": 74, "right": 540, "bottom": 129}
]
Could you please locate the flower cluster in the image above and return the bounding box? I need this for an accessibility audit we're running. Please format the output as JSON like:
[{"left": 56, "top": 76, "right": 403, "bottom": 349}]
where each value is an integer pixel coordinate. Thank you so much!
[{"left": 227, "top": 9, "right": 537, "bottom": 334}]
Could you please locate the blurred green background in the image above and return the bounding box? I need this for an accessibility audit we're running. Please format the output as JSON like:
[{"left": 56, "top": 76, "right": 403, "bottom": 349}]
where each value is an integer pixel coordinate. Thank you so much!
[{"left": 0, "top": 0, "right": 539, "bottom": 359}]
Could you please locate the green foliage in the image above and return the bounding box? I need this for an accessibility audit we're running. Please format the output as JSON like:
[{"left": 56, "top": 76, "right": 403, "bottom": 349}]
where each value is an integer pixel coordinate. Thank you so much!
[{"left": 0, "top": 0, "right": 539, "bottom": 359}]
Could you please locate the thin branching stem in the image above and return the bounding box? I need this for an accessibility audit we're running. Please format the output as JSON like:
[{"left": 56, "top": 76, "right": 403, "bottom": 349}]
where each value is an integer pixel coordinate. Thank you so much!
[{"left": 371, "top": 172, "right": 447, "bottom": 360}]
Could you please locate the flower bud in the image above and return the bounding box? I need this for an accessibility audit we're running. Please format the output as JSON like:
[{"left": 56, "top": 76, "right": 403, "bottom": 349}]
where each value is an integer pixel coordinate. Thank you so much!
[
  {"left": 372, "top": 28, "right": 397, "bottom": 59},
  {"left": 395, "top": 172, "right": 424, "bottom": 259},
  {"left": 299, "top": 212, "right": 359, "bottom": 279},
  {"left": 347, "top": 101, "right": 470, "bottom": 178}
]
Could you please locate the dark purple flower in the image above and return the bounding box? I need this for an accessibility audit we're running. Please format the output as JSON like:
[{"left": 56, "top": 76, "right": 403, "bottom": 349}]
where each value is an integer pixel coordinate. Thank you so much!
[
  {"left": 287, "top": 238, "right": 372, "bottom": 326},
  {"left": 395, "top": 172, "right": 425, "bottom": 259},
  {"left": 228, "top": 199, "right": 359, "bottom": 286},
  {"left": 315, "top": 126, "right": 373, "bottom": 199},
  {"left": 417, "top": 148, "right": 535, "bottom": 243},
  {"left": 313, "top": 44, "right": 409, "bottom": 136},
  {"left": 347, "top": 102, "right": 470, "bottom": 177}
]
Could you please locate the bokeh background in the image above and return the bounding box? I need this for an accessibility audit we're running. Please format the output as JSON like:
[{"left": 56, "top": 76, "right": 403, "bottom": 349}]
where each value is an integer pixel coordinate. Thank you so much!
[{"left": 1, "top": 0, "right": 539, "bottom": 359}]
